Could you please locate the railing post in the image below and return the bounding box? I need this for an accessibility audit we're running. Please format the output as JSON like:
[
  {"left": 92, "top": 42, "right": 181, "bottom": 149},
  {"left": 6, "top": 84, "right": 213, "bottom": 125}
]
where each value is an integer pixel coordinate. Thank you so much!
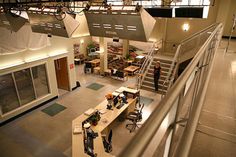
[
  {"left": 119, "top": 23, "right": 223, "bottom": 157},
  {"left": 167, "top": 87, "right": 185, "bottom": 157}
]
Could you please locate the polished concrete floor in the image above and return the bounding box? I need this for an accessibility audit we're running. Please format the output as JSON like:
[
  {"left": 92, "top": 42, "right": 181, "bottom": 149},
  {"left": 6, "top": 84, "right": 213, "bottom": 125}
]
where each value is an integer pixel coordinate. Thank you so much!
[
  {"left": 0, "top": 64, "right": 160, "bottom": 157},
  {"left": 1, "top": 39, "right": 236, "bottom": 157},
  {"left": 189, "top": 39, "right": 236, "bottom": 157}
]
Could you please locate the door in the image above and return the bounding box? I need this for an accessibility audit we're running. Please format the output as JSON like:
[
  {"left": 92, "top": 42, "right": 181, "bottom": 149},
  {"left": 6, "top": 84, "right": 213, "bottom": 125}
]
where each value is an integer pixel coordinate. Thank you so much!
[{"left": 54, "top": 57, "right": 70, "bottom": 91}]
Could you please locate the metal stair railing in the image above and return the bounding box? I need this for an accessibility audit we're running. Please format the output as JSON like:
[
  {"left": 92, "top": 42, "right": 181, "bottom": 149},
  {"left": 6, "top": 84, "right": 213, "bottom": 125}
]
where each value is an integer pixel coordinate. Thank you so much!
[
  {"left": 136, "top": 39, "right": 162, "bottom": 89},
  {"left": 161, "top": 23, "right": 218, "bottom": 98},
  {"left": 119, "top": 23, "right": 223, "bottom": 157}
]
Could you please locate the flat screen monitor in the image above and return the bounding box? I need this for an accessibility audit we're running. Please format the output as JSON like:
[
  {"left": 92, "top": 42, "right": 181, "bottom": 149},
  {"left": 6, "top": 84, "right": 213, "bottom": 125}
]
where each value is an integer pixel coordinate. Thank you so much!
[{"left": 113, "top": 96, "right": 119, "bottom": 107}]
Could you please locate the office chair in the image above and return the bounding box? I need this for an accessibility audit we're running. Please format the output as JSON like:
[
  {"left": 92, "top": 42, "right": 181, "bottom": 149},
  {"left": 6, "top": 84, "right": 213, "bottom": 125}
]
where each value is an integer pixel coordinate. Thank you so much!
[
  {"left": 116, "top": 70, "right": 128, "bottom": 81},
  {"left": 126, "top": 103, "right": 144, "bottom": 133},
  {"left": 102, "top": 130, "right": 113, "bottom": 153},
  {"left": 84, "top": 62, "right": 93, "bottom": 74}
]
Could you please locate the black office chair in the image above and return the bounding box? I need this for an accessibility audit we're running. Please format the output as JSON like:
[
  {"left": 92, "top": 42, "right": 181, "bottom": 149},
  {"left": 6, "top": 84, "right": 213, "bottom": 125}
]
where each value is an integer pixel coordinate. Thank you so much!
[
  {"left": 102, "top": 130, "right": 112, "bottom": 153},
  {"left": 116, "top": 70, "right": 128, "bottom": 81},
  {"left": 84, "top": 62, "right": 93, "bottom": 74},
  {"left": 126, "top": 103, "right": 144, "bottom": 133}
]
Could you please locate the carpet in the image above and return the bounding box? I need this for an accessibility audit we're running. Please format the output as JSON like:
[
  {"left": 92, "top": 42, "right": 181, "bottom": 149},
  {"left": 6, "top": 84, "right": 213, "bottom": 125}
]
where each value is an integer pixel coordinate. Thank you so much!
[
  {"left": 42, "top": 103, "right": 66, "bottom": 116},
  {"left": 86, "top": 83, "right": 104, "bottom": 91}
]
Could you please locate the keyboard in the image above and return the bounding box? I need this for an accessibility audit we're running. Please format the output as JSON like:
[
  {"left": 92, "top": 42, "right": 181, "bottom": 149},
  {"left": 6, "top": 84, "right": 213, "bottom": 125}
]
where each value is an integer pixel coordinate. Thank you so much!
[{"left": 116, "top": 103, "right": 124, "bottom": 109}]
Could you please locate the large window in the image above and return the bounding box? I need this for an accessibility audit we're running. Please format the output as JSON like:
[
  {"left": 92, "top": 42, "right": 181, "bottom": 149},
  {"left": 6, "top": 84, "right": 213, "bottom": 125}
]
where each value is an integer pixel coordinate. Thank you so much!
[
  {"left": 0, "top": 64, "right": 50, "bottom": 114},
  {"left": 0, "top": 74, "right": 20, "bottom": 114},
  {"left": 32, "top": 64, "right": 49, "bottom": 98},
  {"left": 14, "top": 69, "right": 36, "bottom": 105}
]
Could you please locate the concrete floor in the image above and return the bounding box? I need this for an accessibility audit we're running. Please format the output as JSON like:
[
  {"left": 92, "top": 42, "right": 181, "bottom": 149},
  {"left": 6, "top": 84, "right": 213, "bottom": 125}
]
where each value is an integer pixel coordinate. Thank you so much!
[
  {"left": 189, "top": 39, "right": 236, "bottom": 157},
  {"left": 1, "top": 39, "right": 236, "bottom": 157},
  {"left": 0, "top": 64, "right": 160, "bottom": 157}
]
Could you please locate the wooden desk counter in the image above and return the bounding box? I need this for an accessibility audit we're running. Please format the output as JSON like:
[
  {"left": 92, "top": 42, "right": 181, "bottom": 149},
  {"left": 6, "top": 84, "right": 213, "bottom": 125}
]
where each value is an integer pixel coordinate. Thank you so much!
[
  {"left": 89, "top": 59, "right": 100, "bottom": 67},
  {"left": 72, "top": 98, "right": 137, "bottom": 157},
  {"left": 124, "top": 65, "right": 140, "bottom": 75}
]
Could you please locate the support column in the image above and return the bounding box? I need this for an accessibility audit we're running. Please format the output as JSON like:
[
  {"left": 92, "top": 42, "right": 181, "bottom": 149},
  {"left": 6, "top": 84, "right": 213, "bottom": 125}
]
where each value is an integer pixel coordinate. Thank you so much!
[
  {"left": 123, "top": 39, "right": 129, "bottom": 58},
  {"left": 161, "top": 0, "right": 172, "bottom": 6},
  {"left": 99, "top": 37, "right": 107, "bottom": 75}
]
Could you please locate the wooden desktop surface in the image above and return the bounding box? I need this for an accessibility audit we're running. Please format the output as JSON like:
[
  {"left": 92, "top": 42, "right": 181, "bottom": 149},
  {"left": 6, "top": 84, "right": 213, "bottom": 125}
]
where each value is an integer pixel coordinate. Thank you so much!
[
  {"left": 89, "top": 59, "right": 100, "bottom": 64},
  {"left": 124, "top": 65, "right": 140, "bottom": 73},
  {"left": 72, "top": 97, "right": 137, "bottom": 157}
]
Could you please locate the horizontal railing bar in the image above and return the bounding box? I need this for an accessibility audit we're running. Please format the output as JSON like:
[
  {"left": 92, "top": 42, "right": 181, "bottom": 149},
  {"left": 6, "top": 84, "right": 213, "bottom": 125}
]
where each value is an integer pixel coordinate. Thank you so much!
[
  {"left": 175, "top": 24, "right": 222, "bottom": 157},
  {"left": 118, "top": 23, "right": 222, "bottom": 157},
  {"left": 181, "top": 23, "right": 217, "bottom": 45}
]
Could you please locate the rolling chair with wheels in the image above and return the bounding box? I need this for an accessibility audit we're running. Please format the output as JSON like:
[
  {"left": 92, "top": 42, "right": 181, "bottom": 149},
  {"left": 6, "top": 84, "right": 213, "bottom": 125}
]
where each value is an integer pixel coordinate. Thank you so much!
[{"left": 126, "top": 103, "right": 144, "bottom": 133}]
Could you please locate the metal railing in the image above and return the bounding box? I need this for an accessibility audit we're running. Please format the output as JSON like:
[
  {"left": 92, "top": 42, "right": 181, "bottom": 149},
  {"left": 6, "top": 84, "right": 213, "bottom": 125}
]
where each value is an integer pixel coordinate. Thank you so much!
[
  {"left": 136, "top": 39, "right": 162, "bottom": 89},
  {"left": 161, "top": 23, "right": 218, "bottom": 98},
  {"left": 119, "top": 23, "right": 223, "bottom": 157}
]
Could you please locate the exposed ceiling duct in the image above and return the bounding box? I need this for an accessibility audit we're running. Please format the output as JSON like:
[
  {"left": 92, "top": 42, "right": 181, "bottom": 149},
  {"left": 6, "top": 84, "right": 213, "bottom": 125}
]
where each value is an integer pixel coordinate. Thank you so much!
[
  {"left": 85, "top": 5, "right": 156, "bottom": 42},
  {"left": 27, "top": 7, "right": 80, "bottom": 38}
]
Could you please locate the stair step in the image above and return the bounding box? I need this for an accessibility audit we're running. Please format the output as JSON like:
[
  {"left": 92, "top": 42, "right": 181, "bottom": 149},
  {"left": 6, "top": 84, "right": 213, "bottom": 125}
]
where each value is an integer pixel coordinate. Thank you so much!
[
  {"left": 149, "top": 65, "right": 170, "bottom": 72},
  {"left": 146, "top": 74, "right": 168, "bottom": 80},
  {"left": 141, "top": 85, "right": 167, "bottom": 94},
  {"left": 147, "top": 68, "right": 170, "bottom": 74},
  {"left": 144, "top": 77, "right": 165, "bottom": 83},
  {"left": 142, "top": 81, "right": 168, "bottom": 89},
  {"left": 151, "top": 62, "right": 172, "bottom": 68},
  {"left": 146, "top": 71, "right": 169, "bottom": 77},
  {"left": 153, "top": 58, "right": 173, "bottom": 64}
]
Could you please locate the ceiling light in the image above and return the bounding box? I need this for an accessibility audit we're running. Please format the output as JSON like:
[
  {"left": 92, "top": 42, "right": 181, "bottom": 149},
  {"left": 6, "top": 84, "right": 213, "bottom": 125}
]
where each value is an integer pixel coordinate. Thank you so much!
[{"left": 182, "top": 23, "right": 190, "bottom": 32}]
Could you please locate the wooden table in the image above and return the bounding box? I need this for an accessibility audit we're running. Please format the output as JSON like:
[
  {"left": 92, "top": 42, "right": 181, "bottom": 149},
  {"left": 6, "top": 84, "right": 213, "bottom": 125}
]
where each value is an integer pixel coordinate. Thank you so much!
[
  {"left": 89, "top": 59, "right": 100, "bottom": 67},
  {"left": 124, "top": 60, "right": 133, "bottom": 66},
  {"left": 124, "top": 65, "right": 140, "bottom": 75},
  {"left": 72, "top": 91, "right": 137, "bottom": 157},
  {"left": 115, "top": 87, "right": 140, "bottom": 99}
]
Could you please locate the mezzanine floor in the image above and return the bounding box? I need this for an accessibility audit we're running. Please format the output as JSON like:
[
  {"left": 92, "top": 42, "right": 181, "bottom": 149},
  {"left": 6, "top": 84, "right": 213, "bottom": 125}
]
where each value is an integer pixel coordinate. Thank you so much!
[{"left": 189, "top": 39, "right": 236, "bottom": 157}]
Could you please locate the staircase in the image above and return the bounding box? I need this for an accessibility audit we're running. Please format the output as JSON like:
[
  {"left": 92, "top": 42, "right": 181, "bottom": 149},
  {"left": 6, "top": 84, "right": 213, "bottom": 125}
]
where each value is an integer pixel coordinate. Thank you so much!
[{"left": 141, "top": 57, "right": 173, "bottom": 94}]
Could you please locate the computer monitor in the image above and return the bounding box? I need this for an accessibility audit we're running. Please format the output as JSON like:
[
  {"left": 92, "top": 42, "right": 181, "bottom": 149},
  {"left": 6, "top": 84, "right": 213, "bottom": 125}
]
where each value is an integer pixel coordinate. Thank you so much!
[{"left": 113, "top": 96, "right": 119, "bottom": 107}]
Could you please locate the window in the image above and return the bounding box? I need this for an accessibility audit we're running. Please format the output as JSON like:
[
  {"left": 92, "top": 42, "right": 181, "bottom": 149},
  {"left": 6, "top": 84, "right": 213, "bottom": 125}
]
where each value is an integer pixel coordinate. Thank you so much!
[
  {"left": 14, "top": 68, "right": 36, "bottom": 105},
  {"left": 0, "top": 64, "right": 50, "bottom": 115},
  {"left": 0, "top": 74, "right": 20, "bottom": 114},
  {"left": 32, "top": 64, "right": 49, "bottom": 98}
]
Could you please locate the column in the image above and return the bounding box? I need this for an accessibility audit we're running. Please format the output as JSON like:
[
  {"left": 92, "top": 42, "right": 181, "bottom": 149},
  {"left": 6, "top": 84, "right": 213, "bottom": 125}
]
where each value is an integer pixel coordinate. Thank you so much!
[
  {"left": 161, "top": 0, "right": 172, "bottom": 6},
  {"left": 99, "top": 37, "right": 107, "bottom": 75},
  {"left": 123, "top": 39, "right": 129, "bottom": 58}
]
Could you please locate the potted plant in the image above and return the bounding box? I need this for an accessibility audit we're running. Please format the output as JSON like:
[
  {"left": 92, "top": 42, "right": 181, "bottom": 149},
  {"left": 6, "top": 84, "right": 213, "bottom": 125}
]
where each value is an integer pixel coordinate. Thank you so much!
[
  {"left": 89, "top": 111, "right": 101, "bottom": 126},
  {"left": 105, "top": 93, "right": 113, "bottom": 110}
]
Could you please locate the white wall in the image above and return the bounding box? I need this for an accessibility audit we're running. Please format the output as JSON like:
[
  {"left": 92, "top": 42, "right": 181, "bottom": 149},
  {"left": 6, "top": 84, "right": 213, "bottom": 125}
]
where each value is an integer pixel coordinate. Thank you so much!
[
  {"left": 216, "top": 0, "right": 236, "bottom": 37},
  {"left": 148, "top": 0, "right": 221, "bottom": 54},
  {"left": 0, "top": 35, "right": 92, "bottom": 122}
]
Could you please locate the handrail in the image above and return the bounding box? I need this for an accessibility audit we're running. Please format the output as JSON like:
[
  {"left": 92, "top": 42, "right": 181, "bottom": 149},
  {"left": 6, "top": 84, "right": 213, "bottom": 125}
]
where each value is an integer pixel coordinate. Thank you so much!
[
  {"left": 161, "top": 23, "right": 218, "bottom": 97},
  {"left": 174, "top": 24, "right": 223, "bottom": 157},
  {"left": 136, "top": 39, "right": 162, "bottom": 89},
  {"left": 181, "top": 23, "right": 217, "bottom": 45},
  {"left": 118, "top": 23, "right": 223, "bottom": 157},
  {"left": 160, "top": 44, "right": 181, "bottom": 95},
  {"left": 136, "top": 46, "right": 154, "bottom": 89}
]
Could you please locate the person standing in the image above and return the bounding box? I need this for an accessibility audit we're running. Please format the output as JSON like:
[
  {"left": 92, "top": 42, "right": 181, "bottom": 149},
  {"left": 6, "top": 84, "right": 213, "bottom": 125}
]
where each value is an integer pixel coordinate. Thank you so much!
[{"left": 153, "top": 61, "right": 161, "bottom": 91}]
